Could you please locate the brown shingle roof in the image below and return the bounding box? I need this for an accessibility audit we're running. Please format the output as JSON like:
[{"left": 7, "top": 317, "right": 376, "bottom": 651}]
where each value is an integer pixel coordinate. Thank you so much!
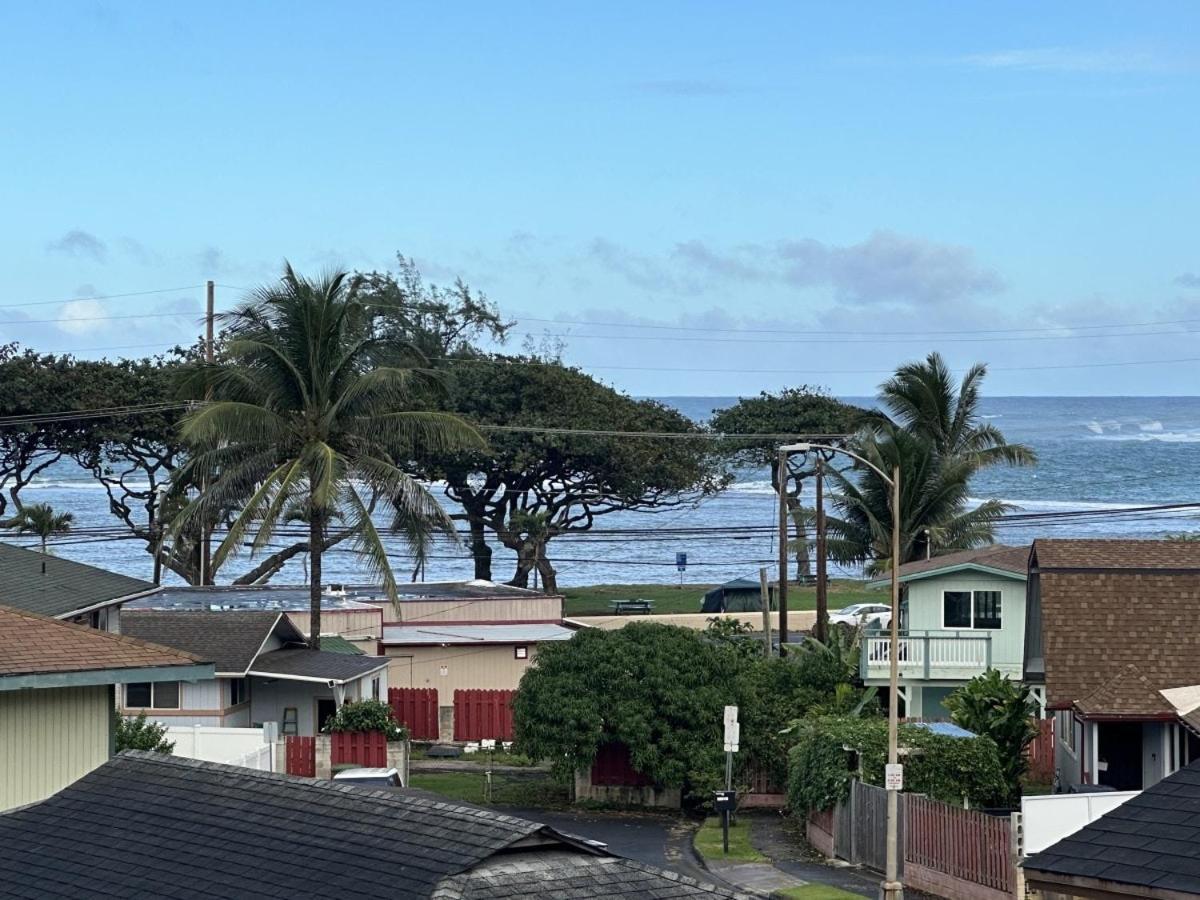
[
  {"left": 1033, "top": 539, "right": 1200, "bottom": 571},
  {"left": 888, "top": 544, "right": 1030, "bottom": 581},
  {"left": 0, "top": 605, "right": 208, "bottom": 680},
  {"left": 1075, "top": 665, "right": 1174, "bottom": 717}
]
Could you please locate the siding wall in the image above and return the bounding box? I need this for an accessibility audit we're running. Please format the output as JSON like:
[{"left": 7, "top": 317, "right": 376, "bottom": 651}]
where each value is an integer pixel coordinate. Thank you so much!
[
  {"left": 248, "top": 669, "right": 385, "bottom": 736},
  {"left": 384, "top": 644, "right": 537, "bottom": 706},
  {"left": 388, "top": 596, "right": 561, "bottom": 624},
  {"left": 285, "top": 608, "right": 383, "bottom": 641},
  {"left": 0, "top": 686, "right": 111, "bottom": 811},
  {"left": 905, "top": 571, "right": 1027, "bottom": 676}
]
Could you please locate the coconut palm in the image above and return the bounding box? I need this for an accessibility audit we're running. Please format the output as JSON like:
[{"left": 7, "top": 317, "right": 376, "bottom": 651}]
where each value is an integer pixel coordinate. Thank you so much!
[
  {"left": 827, "top": 354, "right": 1034, "bottom": 571},
  {"left": 8, "top": 503, "right": 74, "bottom": 572},
  {"left": 170, "top": 265, "right": 482, "bottom": 648}
]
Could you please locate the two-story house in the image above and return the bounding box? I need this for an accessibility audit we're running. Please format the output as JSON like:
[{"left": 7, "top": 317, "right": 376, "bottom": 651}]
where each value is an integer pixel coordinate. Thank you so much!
[{"left": 864, "top": 544, "right": 1033, "bottom": 720}]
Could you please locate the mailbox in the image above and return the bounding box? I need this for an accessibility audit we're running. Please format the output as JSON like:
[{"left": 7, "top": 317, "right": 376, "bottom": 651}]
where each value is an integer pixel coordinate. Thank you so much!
[{"left": 713, "top": 790, "right": 737, "bottom": 812}]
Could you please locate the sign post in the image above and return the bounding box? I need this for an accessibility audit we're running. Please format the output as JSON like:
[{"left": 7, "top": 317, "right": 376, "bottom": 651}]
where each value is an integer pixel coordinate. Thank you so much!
[
  {"left": 720, "top": 705, "right": 740, "bottom": 854},
  {"left": 676, "top": 552, "right": 687, "bottom": 588}
]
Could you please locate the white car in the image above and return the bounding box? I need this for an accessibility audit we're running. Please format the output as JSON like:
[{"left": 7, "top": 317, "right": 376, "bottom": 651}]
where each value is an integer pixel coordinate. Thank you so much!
[{"left": 828, "top": 603, "right": 893, "bottom": 626}]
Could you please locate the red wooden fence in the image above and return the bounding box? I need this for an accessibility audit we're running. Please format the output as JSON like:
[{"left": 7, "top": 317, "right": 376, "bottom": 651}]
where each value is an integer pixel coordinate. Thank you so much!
[
  {"left": 905, "top": 794, "right": 1013, "bottom": 894},
  {"left": 286, "top": 736, "right": 315, "bottom": 777},
  {"left": 331, "top": 731, "right": 388, "bottom": 768},
  {"left": 389, "top": 687, "right": 440, "bottom": 740},
  {"left": 1026, "top": 718, "right": 1055, "bottom": 784},
  {"left": 453, "top": 689, "right": 515, "bottom": 742},
  {"left": 590, "top": 742, "right": 651, "bottom": 787}
]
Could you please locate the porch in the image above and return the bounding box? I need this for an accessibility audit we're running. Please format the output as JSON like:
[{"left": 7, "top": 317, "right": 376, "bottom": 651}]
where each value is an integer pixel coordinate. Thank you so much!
[{"left": 860, "top": 629, "right": 1018, "bottom": 682}]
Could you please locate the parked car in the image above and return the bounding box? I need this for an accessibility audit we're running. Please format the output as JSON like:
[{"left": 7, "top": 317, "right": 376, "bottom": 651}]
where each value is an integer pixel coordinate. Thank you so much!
[
  {"left": 828, "top": 603, "right": 892, "bottom": 626},
  {"left": 332, "top": 767, "right": 403, "bottom": 788}
]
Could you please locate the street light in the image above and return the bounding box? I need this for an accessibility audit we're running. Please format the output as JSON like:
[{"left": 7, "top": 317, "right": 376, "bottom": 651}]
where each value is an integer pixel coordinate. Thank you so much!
[{"left": 781, "top": 442, "right": 903, "bottom": 900}]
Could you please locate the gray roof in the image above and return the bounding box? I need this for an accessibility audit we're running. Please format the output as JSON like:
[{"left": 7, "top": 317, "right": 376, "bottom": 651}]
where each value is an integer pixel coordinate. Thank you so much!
[
  {"left": 1025, "top": 758, "right": 1200, "bottom": 896},
  {"left": 121, "top": 610, "right": 301, "bottom": 676},
  {"left": 0, "top": 752, "right": 733, "bottom": 898},
  {"left": 382, "top": 623, "right": 577, "bottom": 646},
  {"left": 0, "top": 541, "right": 155, "bottom": 618},
  {"left": 249, "top": 647, "right": 388, "bottom": 683}
]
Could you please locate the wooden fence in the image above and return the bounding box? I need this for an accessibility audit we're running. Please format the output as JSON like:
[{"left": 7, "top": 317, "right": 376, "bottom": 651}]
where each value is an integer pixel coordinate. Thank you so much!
[
  {"left": 389, "top": 687, "right": 440, "bottom": 741},
  {"left": 331, "top": 731, "right": 388, "bottom": 768},
  {"left": 285, "top": 736, "right": 315, "bottom": 778},
  {"left": 905, "top": 794, "right": 1014, "bottom": 897},
  {"left": 1025, "top": 718, "right": 1054, "bottom": 784},
  {"left": 453, "top": 689, "right": 516, "bottom": 742}
]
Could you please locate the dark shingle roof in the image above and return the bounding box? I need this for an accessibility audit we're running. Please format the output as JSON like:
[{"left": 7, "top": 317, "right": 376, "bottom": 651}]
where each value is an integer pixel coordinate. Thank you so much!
[
  {"left": 1025, "top": 759, "right": 1200, "bottom": 895},
  {"left": 249, "top": 647, "right": 387, "bottom": 682},
  {"left": 121, "top": 610, "right": 298, "bottom": 676},
  {"left": 432, "top": 851, "right": 744, "bottom": 898},
  {"left": 0, "top": 605, "right": 209, "bottom": 685},
  {"left": 0, "top": 541, "right": 154, "bottom": 618},
  {"left": 0, "top": 752, "right": 668, "bottom": 899},
  {"left": 1033, "top": 540, "right": 1200, "bottom": 713}
]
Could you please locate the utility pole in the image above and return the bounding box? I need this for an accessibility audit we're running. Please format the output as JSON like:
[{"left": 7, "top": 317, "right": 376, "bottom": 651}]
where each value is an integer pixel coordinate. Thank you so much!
[
  {"left": 759, "top": 567, "right": 771, "bottom": 659},
  {"left": 815, "top": 459, "right": 828, "bottom": 644},
  {"left": 198, "top": 281, "right": 215, "bottom": 586},
  {"left": 776, "top": 449, "right": 789, "bottom": 650},
  {"left": 883, "top": 463, "right": 903, "bottom": 900}
]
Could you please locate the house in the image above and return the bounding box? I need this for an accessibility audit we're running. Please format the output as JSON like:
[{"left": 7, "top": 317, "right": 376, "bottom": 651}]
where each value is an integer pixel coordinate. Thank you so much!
[
  {"left": 0, "top": 540, "right": 158, "bottom": 631},
  {"left": 120, "top": 610, "right": 389, "bottom": 735},
  {"left": 863, "top": 544, "right": 1032, "bottom": 719},
  {"left": 0, "top": 605, "right": 212, "bottom": 811},
  {"left": 0, "top": 752, "right": 744, "bottom": 898},
  {"left": 1023, "top": 757, "right": 1200, "bottom": 899},
  {"left": 1024, "top": 539, "right": 1200, "bottom": 792}
]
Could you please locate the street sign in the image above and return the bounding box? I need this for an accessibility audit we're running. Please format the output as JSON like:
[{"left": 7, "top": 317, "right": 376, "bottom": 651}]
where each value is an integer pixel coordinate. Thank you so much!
[
  {"left": 676, "top": 552, "right": 687, "bottom": 571},
  {"left": 723, "top": 705, "right": 738, "bottom": 726},
  {"left": 723, "top": 721, "right": 740, "bottom": 752},
  {"left": 885, "top": 763, "right": 904, "bottom": 791}
]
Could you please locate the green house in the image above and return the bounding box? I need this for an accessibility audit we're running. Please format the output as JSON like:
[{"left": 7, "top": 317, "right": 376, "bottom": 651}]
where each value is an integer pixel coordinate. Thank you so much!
[{"left": 864, "top": 545, "right": 1035, "bottom": 720}]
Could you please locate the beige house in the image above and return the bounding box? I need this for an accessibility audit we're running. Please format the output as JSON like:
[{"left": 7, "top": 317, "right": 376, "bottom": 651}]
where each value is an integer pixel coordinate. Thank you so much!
[{"left": 0, "top": 604, "right": 212, "bottom": 811}]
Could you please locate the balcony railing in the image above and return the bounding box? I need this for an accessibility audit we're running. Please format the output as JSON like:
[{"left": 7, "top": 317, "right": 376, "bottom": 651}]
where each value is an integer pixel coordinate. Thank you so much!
[{"left": 860, "top": 629, "right": 993, "bottom": 681}]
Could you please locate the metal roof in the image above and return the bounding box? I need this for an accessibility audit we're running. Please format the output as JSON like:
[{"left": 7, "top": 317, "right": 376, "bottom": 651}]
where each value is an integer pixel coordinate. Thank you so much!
[{"left": 381, "top": 623, "right": 577, "bottom": 646}]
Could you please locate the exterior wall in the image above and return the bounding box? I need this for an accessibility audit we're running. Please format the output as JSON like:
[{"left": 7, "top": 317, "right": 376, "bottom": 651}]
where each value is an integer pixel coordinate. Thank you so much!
[
  {"left": 1054, "top": 709, "right": 1086, "bottom": 787},
  {"left": 122, "top": 676, "right": 245, "bottom": 727},
  {"left": 285, "top": 608, "right": 383, "bottom": 641},
  {"left": 246, "top": 670, "right": 385, "bottom": 736},
  {"left": 387, "top": 596, "right": 562, "bottom": 624},
  {"left": 0, "top": 685, "right": 111, "bottom": 811},
  {"left": 573, "top": 770, "right": 681, "bottom": 808},
  {"left": 384, "top": 643, "right": 538, "bottom": 707}
]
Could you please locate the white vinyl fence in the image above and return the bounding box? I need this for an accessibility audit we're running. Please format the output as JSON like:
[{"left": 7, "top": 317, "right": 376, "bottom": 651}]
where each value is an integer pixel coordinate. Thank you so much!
[
  {"left": 165, "top": 725, "right": 277, "bottom": 772},
  {"left": 1021, "top": 791, "right": 1140, "bottom": 855}
]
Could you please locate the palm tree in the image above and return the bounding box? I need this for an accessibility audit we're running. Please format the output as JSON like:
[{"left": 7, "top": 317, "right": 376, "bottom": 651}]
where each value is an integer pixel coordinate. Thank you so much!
[
  {"left": 9, "top": 503, "right": 74, "bottom": 572},
  {"left": 828, "top": 353, "right": 1034, "bottom": 571},
  {"left": 170, "top": 265, "right": 482, "bottom": 649}
]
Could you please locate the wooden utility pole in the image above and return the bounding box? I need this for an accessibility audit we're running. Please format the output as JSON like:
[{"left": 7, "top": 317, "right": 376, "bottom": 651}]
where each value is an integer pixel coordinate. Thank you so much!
[
  {"left": 199, "top": 281, "right": 215, "bottom": 586},
  {"left": 815, "top": 459, "right": 828, "bottom": 644},
  {"left": 759, "top": 567, "right": 772, "bottom": 659},
  {"left": 777, "top": 449, "right": 789, "bottom": 650}
]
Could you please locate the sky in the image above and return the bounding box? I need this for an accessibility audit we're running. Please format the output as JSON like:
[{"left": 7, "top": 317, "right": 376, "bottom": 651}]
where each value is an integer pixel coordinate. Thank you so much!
[{"left": 1, "top": 2, "right": 1199, "bottom": 397}]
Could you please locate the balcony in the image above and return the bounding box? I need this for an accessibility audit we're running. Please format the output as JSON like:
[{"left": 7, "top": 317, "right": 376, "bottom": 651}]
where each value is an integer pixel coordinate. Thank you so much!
[{"left": 860, "top": 630, "right": 1001, "bottom": 682}]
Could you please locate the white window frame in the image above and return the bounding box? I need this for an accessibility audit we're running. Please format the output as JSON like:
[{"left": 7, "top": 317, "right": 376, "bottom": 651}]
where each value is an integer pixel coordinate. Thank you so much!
[
  {"left": 514, "top": 645, "right": 529, "bottom": 660},
  {"left": 371, "top": 677, "right": 381, "bottom": 701},
  {"left": 941, "top": 589, "right": 1003, "bottom": 630},
  {"left": 125, "top": 681, "right": 181, "bottom": 710}
]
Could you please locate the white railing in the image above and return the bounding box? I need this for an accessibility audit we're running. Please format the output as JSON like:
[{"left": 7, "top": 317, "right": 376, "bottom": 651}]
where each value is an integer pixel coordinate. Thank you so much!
[
  {"left": 861, "top": 631, "right": 991, "bottom": 679},
  {"left": 225, "top": 744, "right": 274, "bottom": 772}
]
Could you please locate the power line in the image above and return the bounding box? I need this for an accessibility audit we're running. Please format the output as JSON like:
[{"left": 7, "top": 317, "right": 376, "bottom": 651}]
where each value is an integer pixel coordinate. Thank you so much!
[
  {"left": 0, "top": 310, "right": 201, "bottom": 326},
  {"left": 0, "top": 286, "right": 205, "bottom": 311}
]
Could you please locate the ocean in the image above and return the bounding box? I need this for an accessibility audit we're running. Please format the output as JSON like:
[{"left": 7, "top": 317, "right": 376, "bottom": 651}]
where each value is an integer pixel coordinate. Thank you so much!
[{"left": 14, "top": 396, "right": 1200, "bottom": 588}]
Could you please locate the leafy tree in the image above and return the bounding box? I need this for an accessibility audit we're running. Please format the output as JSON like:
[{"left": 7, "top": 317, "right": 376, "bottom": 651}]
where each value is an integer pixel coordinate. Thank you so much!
[
  {"left": 416, "top": 358, "right": 729, "bottom": 591},
  {"left": 944, "top": 669, "right": 1040, "bottom": 804},
  {"left": 7, "top": 502, "right": 73, "bottom": 571},
  {"left": 827, "top": 354, "right": 1034, "bottom": 570},
  {"left": 703, "top": 616, "right": 761, "bottom": 662},
  {"left": 709, "top": 388, "right": 865, "bottom": 583},
  {"left": 170, "top": 265, "right": 481, "bottom": 647},
  {"left": 114, "top": 710, "right": 175, "bottom": 754},
  {"left": 322, "top": 699, "right": 408, "bottom": 741}
]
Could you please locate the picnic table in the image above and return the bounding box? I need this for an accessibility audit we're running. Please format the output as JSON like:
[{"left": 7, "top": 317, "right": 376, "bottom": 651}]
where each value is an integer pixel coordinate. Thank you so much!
[{"left": 609, "top": 598, "right": 655, "bottom": 615}]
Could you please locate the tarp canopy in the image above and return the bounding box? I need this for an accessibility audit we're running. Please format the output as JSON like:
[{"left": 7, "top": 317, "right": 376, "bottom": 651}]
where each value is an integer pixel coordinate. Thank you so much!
[{"left": 700, "top": 578, "right": 776, "bottom": 613}]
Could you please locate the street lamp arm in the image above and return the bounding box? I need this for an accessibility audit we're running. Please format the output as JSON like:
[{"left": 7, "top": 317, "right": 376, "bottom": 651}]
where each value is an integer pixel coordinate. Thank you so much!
[{"left": 779, "top": 442, "right": 894, "bottom": 487}]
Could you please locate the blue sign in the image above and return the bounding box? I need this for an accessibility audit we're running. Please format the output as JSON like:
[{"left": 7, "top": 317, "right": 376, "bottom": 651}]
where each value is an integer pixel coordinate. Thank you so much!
[{"left": 676, "top": 552, "right": 687, "bottom": 572}]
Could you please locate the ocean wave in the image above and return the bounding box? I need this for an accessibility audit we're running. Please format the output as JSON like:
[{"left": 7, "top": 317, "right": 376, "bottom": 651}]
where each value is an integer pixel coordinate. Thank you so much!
[
  {"left": 26, "top": 479, "right": 142, "bottom": 491},
  {"left": 966, "top": 496, "right": 1151, "bottom": 512},
  {"left": 1092, "top": 432, "right": 1200, "bottom": 443},
  {"left": 980, "top": 414, "right": 1002, "bottom": 419},
  {"left": 1140, "top": 421, "right": 1164, "bottom": 432}
]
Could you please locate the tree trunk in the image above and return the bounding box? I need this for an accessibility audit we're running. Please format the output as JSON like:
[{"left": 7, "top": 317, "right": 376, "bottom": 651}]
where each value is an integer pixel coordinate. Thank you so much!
[
  {"left": 308, "top": 513, "right": 323, "bottom": 651},
  {"left": 534, "top": 546, "right": 558, "bottom": 594},
  {"left": 786, "top": 497, "right": 811, "bottom": 583},
  {"left": 508, "top": 543, "right": 535, "bottom": 588},
  {"left": 468, "top": 516, "right": 493, "bottom": 581}
]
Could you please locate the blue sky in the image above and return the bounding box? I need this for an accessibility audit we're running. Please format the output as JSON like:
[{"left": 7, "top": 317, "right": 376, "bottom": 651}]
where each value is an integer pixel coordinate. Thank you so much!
[{"left": 2, "top": 2, "right": 1199, "bottom": 396}]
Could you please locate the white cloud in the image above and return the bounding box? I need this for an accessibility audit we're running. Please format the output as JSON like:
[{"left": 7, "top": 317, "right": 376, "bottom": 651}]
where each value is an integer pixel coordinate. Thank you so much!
[{"left": 57, "top": 298, "right": 108, "bottom": 335}]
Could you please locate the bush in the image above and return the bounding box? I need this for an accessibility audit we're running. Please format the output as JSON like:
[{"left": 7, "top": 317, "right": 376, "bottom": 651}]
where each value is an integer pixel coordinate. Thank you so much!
[
  {"left": 322, "top": 699, "right": 408, "bottom": 741},
  {"left": 787, "top": 716, "right": 1006, "bottom": 812},
  {"left": 114, "top": 710, "right": 175, "bottom": 754},
  {"left": 944, "top": 669, "right": 1040, "bottom": 804}
]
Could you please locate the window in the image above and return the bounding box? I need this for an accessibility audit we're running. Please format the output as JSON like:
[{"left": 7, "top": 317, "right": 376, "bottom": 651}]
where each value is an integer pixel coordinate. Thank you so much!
[
  {"left": 1058, "top": 710, "right": 1076, "bottom": 755},
  {"left": 514, "top": 645, "right": 529, "bottom": 660},
  {"left": 371, "top": 677, "right": 381, "bottom": 701},
  {"left": 942, "top": 590, "right": 1002, "bottom": 629},
  {"left": 228, "top": 678, "right": 248, "bottom": 707},
  {"left": 126, "top": 681, "right": 180, "bottom": 709},
  {"left": 282, "top": 707, "right": 299, "bottom": 736}
]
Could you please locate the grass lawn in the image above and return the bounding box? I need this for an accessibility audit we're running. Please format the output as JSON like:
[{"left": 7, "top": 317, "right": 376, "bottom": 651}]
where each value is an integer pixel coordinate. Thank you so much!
[
  {"left": 693, "top": 816, "right": 766, "bottom": 864},
  {"left": 562, "top": 580, "right": 880, "bottom": 618},
  {"left": 773, "top": 887, "right": 864, "bottom": 899},
  {"left": 408, "top": 771, "right": 569, "bottom": 808}
]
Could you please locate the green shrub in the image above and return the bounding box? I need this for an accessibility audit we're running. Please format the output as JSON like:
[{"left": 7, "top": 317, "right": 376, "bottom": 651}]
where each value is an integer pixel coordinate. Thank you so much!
[
  {"left": 944, "top": 669, "right": 1039, "bottom": 805},
  {"left": 787, "top": 716, "right": 1006, "bottom": 812},
  {"left": 114, "top": 710, "right": 175, "bottom": 754},
  {"left": 322, "top": 699, "right": 408, "bottom": 741}
]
